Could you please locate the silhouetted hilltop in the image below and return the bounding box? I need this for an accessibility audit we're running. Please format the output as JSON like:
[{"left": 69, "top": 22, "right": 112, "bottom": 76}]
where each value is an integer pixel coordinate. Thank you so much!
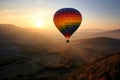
[
  {"left": 74, "top": 37, "right": 120, "bottom": 54},
  {"left": 0, "top": 24, "right": 21, "bottom": 29},
  {"left": 0, "top": 24, "right": 59, "bottom": 57},
  {"left": 97, "top": 29, "right": 120, "bottom": 39},
  {"left": 78, "top": 37, "right": 120, "bottom": 45},
  {"left": 0, "top": 24, "right": 53, "bottom": 47},
  {"left": 107, "top": 29, "right": 120, "bottom": 34},
  {"left": 75, "top": 29, "right": 120, "bottom": 39}
]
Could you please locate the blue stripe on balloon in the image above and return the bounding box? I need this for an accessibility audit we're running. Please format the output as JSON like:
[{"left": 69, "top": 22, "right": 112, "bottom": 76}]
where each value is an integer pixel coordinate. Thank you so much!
[{"left": 60, "top": 24, "right": 79, "bottom": 36}]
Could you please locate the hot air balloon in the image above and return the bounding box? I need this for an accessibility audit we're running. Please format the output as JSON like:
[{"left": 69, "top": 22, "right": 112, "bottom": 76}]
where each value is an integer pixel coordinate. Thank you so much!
[{"left": 53, "top": 8, "right": 82, "bottom": 43}]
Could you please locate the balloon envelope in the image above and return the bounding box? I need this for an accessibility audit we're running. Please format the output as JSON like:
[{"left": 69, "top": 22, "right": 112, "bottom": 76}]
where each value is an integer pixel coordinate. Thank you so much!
[{"left": 53, "top": 8, "right": 82, "bottom": 39}]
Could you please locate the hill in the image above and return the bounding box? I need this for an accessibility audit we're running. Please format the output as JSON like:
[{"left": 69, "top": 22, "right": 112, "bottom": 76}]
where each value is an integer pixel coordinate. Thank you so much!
[
  {"left": 75, "top": 37, "right": 120, "bottom": 53},
  {"left": 100, "top": 29, "right": 120, "bottom": 39},
  {"left": 0, "top": 24, "right": 62, "bottom": 55},
  {"left": 107, "top": 29, "right": 120, "bottom": 34},
  {"left": 74, "top": 29, "right": 120, "bottom": 39},
  {"left": 77, "top": 37, "right": 120, "bottom": 45},
  {"left": 0, "top": 24, "right": 52, "bottom": 47}
]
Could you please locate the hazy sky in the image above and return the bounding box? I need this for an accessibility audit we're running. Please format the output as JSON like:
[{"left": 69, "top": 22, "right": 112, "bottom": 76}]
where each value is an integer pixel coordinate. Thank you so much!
[{"left": 0, "top": 0, "right": 120, "bottom": 30}]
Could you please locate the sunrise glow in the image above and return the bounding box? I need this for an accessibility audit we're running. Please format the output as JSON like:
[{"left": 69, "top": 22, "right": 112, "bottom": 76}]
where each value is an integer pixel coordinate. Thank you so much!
[{"left": 35, "top": 20, "right": 43, "bottom": 28}]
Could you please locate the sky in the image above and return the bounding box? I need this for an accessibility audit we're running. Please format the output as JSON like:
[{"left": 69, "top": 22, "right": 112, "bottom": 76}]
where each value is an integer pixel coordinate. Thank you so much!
[{"left": 0, "top": 0, "right": 120, "bottom": 30}]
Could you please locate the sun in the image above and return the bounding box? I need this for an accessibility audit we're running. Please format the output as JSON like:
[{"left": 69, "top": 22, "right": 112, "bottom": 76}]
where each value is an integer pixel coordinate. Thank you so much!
[{"left": 35, "top": 20, "right": 43, "bottom": 27}]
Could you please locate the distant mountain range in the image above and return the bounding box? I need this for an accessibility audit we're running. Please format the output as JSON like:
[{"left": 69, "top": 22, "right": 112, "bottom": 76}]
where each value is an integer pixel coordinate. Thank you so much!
[
  {"left": 73, "top": 28, "right": 120, "bottom": 39},
  {"left": 77, "top": 37, "right": 120, "bottom": 45},
  {"left": 0, "top": 24, "right": 59, "bottom": 49},
  {"left": 107, "top": 29, "right": 120, "bottom": 34},
  {"left": 75, "top": 37, "right": 120, "bottom": 54},
  {"left": 0, "top": 24, "right": 48, "bottom": 46},
  {"left": 0, "top": 24, "right": 59, "bottom": 57},
  {"left": 99, "top": 29, "right": 120, "bottom": 39},
  {"left": 0, "top": 24, "right": 120, "bottom": 53},
  {"left": 0, "top": 24, "right": 120, "bottom": 57}
]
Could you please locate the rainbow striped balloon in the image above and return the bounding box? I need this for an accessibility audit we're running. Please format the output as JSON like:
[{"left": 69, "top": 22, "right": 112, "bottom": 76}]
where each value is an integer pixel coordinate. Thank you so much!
[{"left": 53, "top": 8, "right": 82, "bottom": 42}]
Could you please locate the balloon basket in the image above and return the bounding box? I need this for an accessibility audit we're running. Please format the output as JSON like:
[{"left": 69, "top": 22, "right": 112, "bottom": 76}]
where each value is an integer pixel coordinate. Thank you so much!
[{"left": 66, "top": 40, "right": 69, "bottom": 43}]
